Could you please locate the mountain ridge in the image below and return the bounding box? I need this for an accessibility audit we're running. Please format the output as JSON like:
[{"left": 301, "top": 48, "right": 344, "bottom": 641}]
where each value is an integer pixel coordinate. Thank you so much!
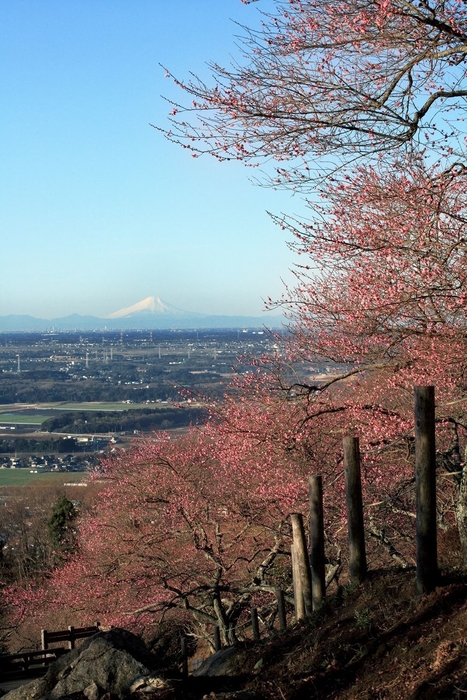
[{"left": 0, "top": 297, "right": 283, "bottom": 331}]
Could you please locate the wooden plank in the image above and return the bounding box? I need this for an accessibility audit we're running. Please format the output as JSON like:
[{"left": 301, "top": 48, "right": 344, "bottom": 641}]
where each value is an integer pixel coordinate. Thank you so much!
[{"left": 0, "top": 649, "right": 66, "bottom": 679}]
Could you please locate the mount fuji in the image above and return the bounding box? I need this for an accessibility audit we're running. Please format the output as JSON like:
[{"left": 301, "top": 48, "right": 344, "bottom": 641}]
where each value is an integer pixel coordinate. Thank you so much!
[
  {"left": 106, "top": 296, "right": 196, "bottom": 319},
  {"left": 0, "top": 296, "right": 283, "bottom": 331}
]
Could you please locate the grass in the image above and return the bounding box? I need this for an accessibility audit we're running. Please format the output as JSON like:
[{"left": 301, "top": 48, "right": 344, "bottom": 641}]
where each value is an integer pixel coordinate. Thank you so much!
[
  {"left": 0, "top": 469, "right": 87, "bottom": 486},
  {"left": 0, "top": 413, "right": 45, "bottom": 425},
  {"left": 0, "top": 402, "right": 166, "bottom": 426}
]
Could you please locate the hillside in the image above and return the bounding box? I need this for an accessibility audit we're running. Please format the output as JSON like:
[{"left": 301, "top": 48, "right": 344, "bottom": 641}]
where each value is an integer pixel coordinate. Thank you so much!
[
  {"left": 2, "top": 542, "right": 466, "bottom": 699},
  {"left": 151, "top": 569, "right": 467, "bottom": 699},
  {"left": 219, "top": 567, "right": 467, "bottom": 700},
  {"left": 158, "top": 533, "right": 467, "bottom": 699}
]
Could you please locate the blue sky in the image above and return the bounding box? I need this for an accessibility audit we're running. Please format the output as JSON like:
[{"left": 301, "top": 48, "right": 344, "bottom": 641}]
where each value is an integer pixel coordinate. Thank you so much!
[{"left": 0, "top": 0, "right": 301, "bottom": 319}]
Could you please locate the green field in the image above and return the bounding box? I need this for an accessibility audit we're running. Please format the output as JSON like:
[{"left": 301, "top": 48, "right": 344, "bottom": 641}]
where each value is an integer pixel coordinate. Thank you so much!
[
  {"left": 0, "top": 413, "right": 45, "bottom": 425},
  {"left": 0, "top": 469, "right": 87, "bottom": 486},
  {"left": 0, "top": 402, "right": 166, "bottom": 427}
]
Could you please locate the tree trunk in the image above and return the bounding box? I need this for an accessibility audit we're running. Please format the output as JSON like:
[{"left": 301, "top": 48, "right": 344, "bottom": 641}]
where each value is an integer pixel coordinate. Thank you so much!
[{"left": 212, "top": 595, "right": 236, "bottom": 647}]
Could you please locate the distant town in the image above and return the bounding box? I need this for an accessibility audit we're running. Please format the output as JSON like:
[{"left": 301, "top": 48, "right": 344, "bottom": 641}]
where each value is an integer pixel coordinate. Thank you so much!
[
  {"left": 0, "top": 327, "right": 346, "bottom": 476},
  {"left": 0, "top": 328, "right": 294, "bottom": 472}
]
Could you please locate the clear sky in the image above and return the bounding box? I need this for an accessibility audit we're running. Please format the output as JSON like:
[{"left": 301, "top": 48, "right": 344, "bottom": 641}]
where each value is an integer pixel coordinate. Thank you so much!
[{"left": 0, "top": 0, "right": 301, "bottom": 320}]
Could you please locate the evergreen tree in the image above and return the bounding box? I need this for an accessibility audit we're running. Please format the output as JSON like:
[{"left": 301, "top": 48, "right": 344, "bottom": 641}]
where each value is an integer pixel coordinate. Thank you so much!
[{"left": 47, "top": 495, "right": 77, "bottom": 557}]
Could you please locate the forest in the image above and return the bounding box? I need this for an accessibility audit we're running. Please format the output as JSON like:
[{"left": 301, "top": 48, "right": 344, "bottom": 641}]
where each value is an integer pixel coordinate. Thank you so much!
[{"left": 40, "top": 407, "right": 207, "bottom": 435}]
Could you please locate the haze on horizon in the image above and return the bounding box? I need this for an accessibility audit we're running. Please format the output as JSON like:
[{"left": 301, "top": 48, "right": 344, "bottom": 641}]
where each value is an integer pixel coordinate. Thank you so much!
[{"left": 0, "top": 1, "right": 300, "bottom": 321}]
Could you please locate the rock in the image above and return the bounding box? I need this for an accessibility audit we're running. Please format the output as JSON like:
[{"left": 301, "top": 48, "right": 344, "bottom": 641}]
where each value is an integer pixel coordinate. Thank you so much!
[
  {"left": 2, "top": 629, "right": 157, "bottom": 700},
  {"left": 128, "top": 676, "right": 170, "bottom": 693},
  {"left": 82, "top": 682, "right": 100, "bottom": 700},
  {"left": 192, "top": 648, "right": 239, "bottom": 677},
  {"left": 0, "top": 678, "right": 49, "bottom": 700}
]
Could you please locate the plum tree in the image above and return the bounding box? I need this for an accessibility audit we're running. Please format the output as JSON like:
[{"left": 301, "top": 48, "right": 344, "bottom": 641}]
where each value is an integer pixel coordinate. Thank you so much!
[
  {"left": 160, "top": 0, "right": 467, "bottom": 555},
  {"left": 5, "top": 432, "right": 296, "bottom": 646},
  {"left": 161, "top": 0, "right": 467, "bottom": 187}
]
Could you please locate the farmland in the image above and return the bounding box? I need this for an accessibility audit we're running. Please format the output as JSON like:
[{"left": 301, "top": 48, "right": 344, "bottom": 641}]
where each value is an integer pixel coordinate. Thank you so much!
[
  {"left": 0, "top": 328, "right": 293, "bottom": 466},
  {"left": 0, "top": 469, "right": 86, "bottom": 487},
  {"left": 0, "top": 401, "right": 194, "bottom": 427},
  {"left": 0, "top": 412, "right": 46, "bottom": 425}
]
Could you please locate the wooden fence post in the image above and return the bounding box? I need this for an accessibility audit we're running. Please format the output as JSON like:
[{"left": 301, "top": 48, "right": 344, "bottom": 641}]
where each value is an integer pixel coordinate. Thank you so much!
[
  {"left": 290, "top": 513, "right": 313, "bottom": 617},
  {"left": 415, "top": 386, "right": 438, "bottom": 595},
  {"left": 67, "top": 626, "right": 75, "bottom": 650},
  {"left": 309, "top": 475, "right": 326, "bottom": 609},
  {"left": 276, "top": 589, "right": 287, "bottom": 632},
  {"left": 250, "top": 607, "right": 260, "bottom": 641},
  {"left": 213, "top": 625, "right": 221, "bottom": 652},
  {"left": 343, "top": 436, "right": 367, "bottom": 584},
  {"left": 180, "top": 636, "right": 188, "bottom": 679},
  {"left": 291, "top": 542, "right": 304, "bottom": 620}
]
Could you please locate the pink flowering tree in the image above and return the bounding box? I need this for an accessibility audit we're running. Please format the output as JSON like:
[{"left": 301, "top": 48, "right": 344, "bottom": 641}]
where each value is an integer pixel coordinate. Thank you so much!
[
  {"left": 9, "top": 0, "right": 467, "bottom": 647},
  {"left": 6, "top": 431, "right": 301, "bottom": 647},
  {"left": 161, "top": 0, "right": 467, "bottom": 186},
  {"left": 158, "top": 0, "right": 467, "bottom": 558},
  {"left": 277, "top": 156, "right": 467, "bottom": 376},
  {"left": 269, "top": 155, "right": 467, "bottom": 557}
]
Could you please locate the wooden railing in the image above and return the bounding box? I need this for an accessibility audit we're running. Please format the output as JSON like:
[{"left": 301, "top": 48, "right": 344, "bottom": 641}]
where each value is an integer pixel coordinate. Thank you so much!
[
  {"left": 0, "top": 624, "right": 100, "bottom": 682},
  {"left": 0, "top": 648, "right": 67, "bottom": 680},
  {"left": 41, "top": 624, "right": 100, "bottom": 651}
]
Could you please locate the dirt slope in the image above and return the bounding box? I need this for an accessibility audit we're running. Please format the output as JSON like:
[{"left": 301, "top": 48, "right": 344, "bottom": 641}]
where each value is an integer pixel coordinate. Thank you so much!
[
  {"left": 237, "top": 567, "right": 467, "bottom": 699},
  {"left": 139, "top": 565, "right": 467, "bottom": 699}
]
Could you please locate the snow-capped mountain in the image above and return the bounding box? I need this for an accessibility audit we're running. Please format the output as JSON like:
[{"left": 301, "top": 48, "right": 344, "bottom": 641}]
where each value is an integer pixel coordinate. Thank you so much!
[
  {"left": 106, "top": 296, "right": 194, "bottom": 319},
  {"left": 0, "top": 296, "right": 283, "bottom": 331}
]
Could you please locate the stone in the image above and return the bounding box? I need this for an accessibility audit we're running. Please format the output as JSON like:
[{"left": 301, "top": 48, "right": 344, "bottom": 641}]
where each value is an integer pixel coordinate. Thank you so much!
[
  {"left": 2, "top": 629, "right": 157, "bottom": 700},
  {"left": 192, "top": 648, "right": 238, "bottom": 677},
  {"left": 128, "top": 676, "right": 169, "bottom": 693}
]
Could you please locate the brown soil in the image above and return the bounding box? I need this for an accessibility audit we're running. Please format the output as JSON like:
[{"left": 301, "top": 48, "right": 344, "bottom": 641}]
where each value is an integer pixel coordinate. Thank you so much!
[
  {"left": 167, "top": 565, "right": 467, "bottom": 699},
  {"left": 243, "top": 567, "right": 467, "bottom": 699}
]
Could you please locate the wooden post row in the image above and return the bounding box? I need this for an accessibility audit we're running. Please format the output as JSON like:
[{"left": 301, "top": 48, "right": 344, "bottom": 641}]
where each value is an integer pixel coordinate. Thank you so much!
[
  {"left": 291, "top": 542, "right": 303, "bottom": 620},
  {"left": 276, "top": 589, "right": 287, "bottom": 632},
  {"left": 290, "top": 513, "right": 313, "bottom": 619},
  {"left": 250, "top": 607, "right": 260, "bottom": 641}
]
